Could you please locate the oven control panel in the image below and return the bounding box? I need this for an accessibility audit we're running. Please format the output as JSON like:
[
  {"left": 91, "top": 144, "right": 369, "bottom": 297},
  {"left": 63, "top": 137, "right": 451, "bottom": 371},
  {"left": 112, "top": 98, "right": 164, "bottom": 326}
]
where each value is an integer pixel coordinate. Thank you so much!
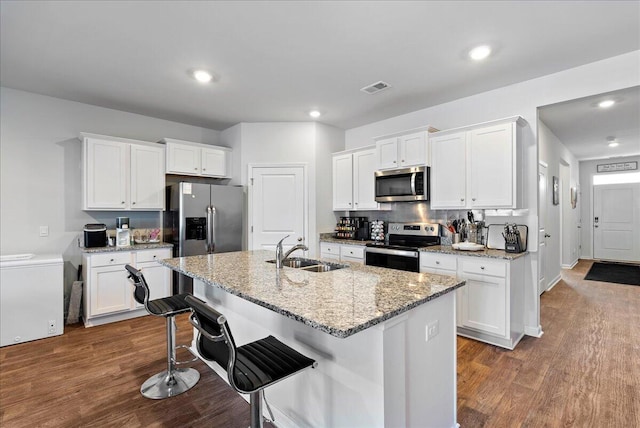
[{"left": 388, "top": 223, "right": 440, "bottom": 236}]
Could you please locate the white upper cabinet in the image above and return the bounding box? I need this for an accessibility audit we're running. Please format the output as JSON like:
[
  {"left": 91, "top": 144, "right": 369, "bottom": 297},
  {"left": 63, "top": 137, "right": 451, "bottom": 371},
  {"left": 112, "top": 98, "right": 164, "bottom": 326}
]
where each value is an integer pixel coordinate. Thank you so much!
[
  {"left": 163, "top": 138, "right": 231, "bottom": 178},
  {"left": 332, "top": 147, "right": 380, "bottom": 211},
  {"left": 375, "top": 127, "right": 435, "bottom": 170},
  {"left": 430, "top": 132, "right": 467, "bottom": 209},
  {"left": 82, "top": 134, "right": 165, "bottom": 211},
  {"left": 429, "top": 116, "right": 524, "bottom": 210}
]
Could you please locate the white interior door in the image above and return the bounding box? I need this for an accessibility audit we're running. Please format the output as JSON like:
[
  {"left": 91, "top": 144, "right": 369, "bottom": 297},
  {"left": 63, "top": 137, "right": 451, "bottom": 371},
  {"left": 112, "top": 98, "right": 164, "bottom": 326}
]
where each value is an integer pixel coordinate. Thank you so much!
[
  {"left": 593, "top": 183, "right": 640, "bottom": 262},
  {"left": 538, "top": 163, "right": 549, "bottom": 294},
  {"left": 249, "top": 165, "right": 306, "bottom": 252}
]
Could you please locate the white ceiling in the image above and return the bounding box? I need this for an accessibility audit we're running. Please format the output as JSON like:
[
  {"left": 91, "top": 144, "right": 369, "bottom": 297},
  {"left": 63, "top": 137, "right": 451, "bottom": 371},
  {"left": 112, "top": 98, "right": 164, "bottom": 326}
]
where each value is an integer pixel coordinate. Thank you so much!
[
  {"left": 539, "top": 86, "right": 640, "bottom": 161},
  {"left": 1, "top": 1, "right": 639, "bottom": 136}
]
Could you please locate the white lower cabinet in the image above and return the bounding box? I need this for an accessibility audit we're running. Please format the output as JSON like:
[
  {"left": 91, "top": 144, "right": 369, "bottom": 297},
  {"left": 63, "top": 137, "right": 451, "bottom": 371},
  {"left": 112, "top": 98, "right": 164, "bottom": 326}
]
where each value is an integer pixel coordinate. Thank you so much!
[
  {"left": 320, "top": 242, "right": 365, "bottom": 264},
  {"left": 82, "top": 248, "right": 172, "bottom": 327},
  {"left": 420, "top": 252, "right": 525, "bottom": 349}
]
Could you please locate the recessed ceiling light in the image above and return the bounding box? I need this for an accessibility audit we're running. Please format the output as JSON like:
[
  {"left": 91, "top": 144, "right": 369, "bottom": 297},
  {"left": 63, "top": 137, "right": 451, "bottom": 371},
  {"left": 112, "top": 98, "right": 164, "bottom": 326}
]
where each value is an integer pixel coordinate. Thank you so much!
[
  {"left": 309, "top": 110, "right": 321, "bottom": 118},
  {"left": 193, "top": 70, "right": 213, "bottom": 83},
  {"left": 606, "top": 136, "right": 619, "bottom": 147},
  {"left": 598, "top": 100, "right": 615, "bottom": 108},
  {"left": 469, "top": 45, "right": 492, "bottom": 61}
]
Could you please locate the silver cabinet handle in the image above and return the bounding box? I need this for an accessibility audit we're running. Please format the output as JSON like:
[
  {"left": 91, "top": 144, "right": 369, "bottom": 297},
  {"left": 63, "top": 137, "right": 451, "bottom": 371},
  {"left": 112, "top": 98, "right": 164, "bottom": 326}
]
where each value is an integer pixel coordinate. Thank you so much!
[
  {"left": 480, "top": 266, "right": 485, "bottom": 270},
  {"left": 132, "top": 201, "right": 136, "bottom": 205},
  {"left": 472, "top": 198, "right": 476, "bottom": 201},
  {"left": 436, "top": 261, "right": 440, "bottom": 265},
  {"left": 121, "top": 201, "right": 125, "bottom": 204}
]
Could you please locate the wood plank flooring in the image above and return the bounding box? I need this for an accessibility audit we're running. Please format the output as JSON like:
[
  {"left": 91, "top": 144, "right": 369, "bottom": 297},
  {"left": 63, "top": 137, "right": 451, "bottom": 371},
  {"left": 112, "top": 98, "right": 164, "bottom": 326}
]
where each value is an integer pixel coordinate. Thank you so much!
[
  {"left": 457, "top": 259, "right": 640, "bottom": 427},
  {"left": 1, "top": 259, "right": 638, "bottom": 427}
]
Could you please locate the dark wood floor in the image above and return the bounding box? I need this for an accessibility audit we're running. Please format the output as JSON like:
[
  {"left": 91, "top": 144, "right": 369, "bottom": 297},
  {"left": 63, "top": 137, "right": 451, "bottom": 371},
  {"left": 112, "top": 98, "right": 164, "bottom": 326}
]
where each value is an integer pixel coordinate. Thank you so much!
[
  {"left": 1, "top": 259, "right": 638, "bottom": 427},
  {"left": 457, "top": 259, "right": 640, "bottom": 427}
]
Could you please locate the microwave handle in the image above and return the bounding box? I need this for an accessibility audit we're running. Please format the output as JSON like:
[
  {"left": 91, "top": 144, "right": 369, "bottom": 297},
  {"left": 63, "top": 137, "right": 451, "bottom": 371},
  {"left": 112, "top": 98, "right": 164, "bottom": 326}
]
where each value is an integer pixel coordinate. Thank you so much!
[{"left": 410, "top": 172, "right": 417, "bottom": 196}]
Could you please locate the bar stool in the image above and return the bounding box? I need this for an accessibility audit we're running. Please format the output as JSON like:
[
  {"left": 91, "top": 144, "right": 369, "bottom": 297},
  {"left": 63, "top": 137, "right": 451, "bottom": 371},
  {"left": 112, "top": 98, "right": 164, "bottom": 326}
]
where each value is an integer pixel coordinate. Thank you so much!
[
  {"left": 185, "top": 295, "right": 317, "bottom": 428},
  {"left": 125, "top": 264, "right": 200, "bottom": 399}
]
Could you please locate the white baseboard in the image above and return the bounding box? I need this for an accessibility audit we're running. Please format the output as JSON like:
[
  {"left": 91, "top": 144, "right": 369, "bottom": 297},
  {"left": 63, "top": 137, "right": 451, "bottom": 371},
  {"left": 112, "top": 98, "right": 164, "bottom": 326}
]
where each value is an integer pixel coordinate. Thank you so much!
[
  {"left": 545, "top": 275, "right": 562, "bottom": 292},
  {"left": 524, "top": 325, "right": 543, "bottom": 338},
  {"left": 561, "top": 259, "right": 578, "bottom": 269}
]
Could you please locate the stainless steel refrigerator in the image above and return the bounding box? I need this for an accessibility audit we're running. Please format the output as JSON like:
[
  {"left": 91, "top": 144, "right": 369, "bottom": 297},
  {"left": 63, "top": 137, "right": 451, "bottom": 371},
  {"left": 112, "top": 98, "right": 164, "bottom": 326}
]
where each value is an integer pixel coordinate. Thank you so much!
[{"left": 165, "top": 182, "right": 245, "bottom": 293}]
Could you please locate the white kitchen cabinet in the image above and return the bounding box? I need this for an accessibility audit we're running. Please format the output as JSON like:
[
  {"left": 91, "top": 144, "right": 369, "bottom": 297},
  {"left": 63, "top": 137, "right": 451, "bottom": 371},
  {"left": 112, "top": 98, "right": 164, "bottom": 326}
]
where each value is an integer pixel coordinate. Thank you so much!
[
  {"left": 82, "top": 248, "right": 172, "bottom": 327},
  {"left": 332, "top": 147, "right": 380, "bottom": 211},
  {"left": 375, "top": 127, "right": 436, "bottom": 170},
  {"left": 429, "top": 116, "right": 524, "bottom": 210},
  {"left": 163, "top": 138, "right": 231, "bottom": 178},
  {"left": 419, "top": 251, "right": 525, "bottom": 349},
  {"left": 81, "top": 133, "right": 165, "bottom": 211},
  {"left": 320, "top": 242, "right": 365, "bottom": 264},
  {"left": 430, "top": 132, "right": 467, "bottom": 209},
  {"left": 456, "top": 255, "right": 524, "bottom": 349}
]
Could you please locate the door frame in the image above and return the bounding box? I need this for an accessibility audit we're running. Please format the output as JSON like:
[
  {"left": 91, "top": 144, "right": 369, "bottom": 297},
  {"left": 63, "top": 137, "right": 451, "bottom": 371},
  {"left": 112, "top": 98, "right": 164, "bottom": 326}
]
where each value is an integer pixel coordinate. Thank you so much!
[{"left": 247, "top": 163, "right": 309, "bottom": 251}]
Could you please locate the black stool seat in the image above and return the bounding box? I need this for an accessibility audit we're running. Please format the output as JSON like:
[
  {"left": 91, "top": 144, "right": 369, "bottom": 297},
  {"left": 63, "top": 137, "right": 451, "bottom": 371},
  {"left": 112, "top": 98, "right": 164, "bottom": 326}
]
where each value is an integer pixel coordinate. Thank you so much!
[
  {"left": 186, "top": 295, "right": 316, "bottom": 428},
  {"left": 146, "top": 293, "right": 192, "bottom": 316}
]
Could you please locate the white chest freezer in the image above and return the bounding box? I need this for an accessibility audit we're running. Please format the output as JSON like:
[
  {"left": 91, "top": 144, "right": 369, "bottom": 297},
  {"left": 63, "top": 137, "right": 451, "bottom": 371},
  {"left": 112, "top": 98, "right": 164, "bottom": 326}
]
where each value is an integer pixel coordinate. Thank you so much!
[{"left": 0, "top": 253, "right": 64, "bottom": 347}]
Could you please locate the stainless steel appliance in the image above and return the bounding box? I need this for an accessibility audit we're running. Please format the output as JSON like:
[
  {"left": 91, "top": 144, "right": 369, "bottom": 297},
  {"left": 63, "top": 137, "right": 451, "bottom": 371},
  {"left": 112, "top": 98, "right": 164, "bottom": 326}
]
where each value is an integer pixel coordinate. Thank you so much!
[
  {"left": 365, "top": 222, "right": 440, "bottom": 272},
  {"left": 165, "top": 182, "right": 245, "bottom": 292},
  {"left": 375, "top": 166, "right": 429, "bottom": 202}
]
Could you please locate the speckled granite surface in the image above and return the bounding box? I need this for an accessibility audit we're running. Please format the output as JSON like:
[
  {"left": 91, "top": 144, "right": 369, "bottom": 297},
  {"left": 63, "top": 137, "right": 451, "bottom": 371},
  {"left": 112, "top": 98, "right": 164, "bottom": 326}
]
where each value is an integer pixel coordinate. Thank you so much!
[
  {"left": 159, "top": 250, "right": 464, "bottom": 338},
  {"left": 419, "top": 245, "right": 528, "bottom": 260},
  {"left": 80, "top": 242, "right": 173, "bottom": 253},
  {"left": 318, "top": 233, "right": 372, "bottom": 245}
]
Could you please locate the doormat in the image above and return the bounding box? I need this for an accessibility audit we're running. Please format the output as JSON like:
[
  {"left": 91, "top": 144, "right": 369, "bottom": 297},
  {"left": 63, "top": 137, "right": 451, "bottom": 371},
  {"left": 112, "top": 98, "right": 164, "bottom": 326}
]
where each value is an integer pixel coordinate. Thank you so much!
[{"left": 584, "top": 262, "right": 640, "bottom": 286}]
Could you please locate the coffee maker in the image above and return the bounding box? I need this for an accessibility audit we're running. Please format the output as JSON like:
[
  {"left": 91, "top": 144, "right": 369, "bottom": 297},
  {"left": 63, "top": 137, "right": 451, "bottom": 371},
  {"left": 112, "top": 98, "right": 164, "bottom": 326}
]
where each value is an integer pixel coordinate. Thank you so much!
[{"left": 115, "top": 217, "right": 131, "bottom": 247}]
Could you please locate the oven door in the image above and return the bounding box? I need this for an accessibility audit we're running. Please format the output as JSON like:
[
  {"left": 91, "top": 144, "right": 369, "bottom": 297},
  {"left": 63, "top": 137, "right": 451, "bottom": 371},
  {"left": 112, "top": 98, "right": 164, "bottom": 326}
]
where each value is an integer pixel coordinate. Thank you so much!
[{"left": 365, "top": 247, "right": 420, "bottom": 272}]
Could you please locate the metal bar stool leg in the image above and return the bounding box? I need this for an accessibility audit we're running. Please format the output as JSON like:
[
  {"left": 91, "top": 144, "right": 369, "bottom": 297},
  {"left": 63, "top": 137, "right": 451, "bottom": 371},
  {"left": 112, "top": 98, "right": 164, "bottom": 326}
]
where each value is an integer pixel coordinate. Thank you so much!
[
  {"left": 250, "top": 390, "right": 264, "bottom": 428},
  {"left": 140, "top": 315, "right": 200, "bottom": 399}
]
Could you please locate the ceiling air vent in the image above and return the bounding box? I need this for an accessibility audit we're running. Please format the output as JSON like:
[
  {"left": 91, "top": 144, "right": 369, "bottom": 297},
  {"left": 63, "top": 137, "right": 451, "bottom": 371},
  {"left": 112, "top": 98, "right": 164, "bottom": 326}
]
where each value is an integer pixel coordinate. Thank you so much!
[{"left": 361, "top": 81, "right": 391, "bottom": 95}]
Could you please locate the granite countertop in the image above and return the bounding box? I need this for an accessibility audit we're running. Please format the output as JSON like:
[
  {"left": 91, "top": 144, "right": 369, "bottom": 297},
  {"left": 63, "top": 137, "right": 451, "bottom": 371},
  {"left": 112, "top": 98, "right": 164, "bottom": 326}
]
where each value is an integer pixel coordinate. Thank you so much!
[
  {"left": 420, "top": 245, "right": 528, "bottom": 260},
  {"left": 80, "top": 242, "right": 173, "bottom": 253},
  {"left": 318, "top": 234, "right": 374, "bottom": 245},
  {"left": 159, "top": 250, "right": 464, "bottom": 338}
]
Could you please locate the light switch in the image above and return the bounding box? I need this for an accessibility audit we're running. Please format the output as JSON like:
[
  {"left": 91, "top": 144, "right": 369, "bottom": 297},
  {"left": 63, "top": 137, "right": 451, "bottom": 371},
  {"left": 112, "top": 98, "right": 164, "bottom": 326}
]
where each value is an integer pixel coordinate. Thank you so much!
[{"left": 39, "top": 226, "right": 49, "bottom": 237}]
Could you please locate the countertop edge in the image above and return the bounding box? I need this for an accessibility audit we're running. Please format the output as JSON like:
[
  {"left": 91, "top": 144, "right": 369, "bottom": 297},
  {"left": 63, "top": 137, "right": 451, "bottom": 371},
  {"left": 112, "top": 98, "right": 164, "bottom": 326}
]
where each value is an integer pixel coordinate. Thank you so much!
[{"left": 80, "top": 242, "right": 173, "bottom": 253}]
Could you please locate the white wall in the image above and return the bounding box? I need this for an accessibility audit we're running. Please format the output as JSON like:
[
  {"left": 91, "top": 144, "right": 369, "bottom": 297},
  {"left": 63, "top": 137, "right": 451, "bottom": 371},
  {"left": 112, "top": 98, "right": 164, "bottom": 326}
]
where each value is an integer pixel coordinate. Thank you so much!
[
  {"left": 579, "top": 154, "right": 640, "bottom": 258},
  {"left": 0, "top": 87, "right": 222, "bottom": 310},
  {"left": 344, "top": 50, "right": 640, "bottom": 337},
  {"left": 314, "top": 123, "right": 345, "bottom": 240},
  {"left": 538, "top": 120, "right": 580, "bottom": 282}
]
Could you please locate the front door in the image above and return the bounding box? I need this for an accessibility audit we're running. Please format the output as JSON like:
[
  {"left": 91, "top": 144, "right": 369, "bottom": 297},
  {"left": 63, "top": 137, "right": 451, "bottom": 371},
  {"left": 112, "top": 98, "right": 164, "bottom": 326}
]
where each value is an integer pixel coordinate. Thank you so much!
[
  {"left": 593, "top": 183, "right": 640, "bottom": 262},
  {"left": 249, "top": 165, "right": 307, "bottom": 252}
]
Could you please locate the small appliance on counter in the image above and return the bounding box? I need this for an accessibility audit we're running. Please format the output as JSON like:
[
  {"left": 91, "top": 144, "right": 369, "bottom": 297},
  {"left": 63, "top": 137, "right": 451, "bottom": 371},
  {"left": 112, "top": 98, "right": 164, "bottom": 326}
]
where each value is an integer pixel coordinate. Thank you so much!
[
  {"left": 334, "top": 217, "right": 369, "bottom": 240},
  {"left": 115, "top": 217, "right": 131, "bottom": 247},
  {"left": 83, "top": 224, "right": 107, "bottom": 248}
]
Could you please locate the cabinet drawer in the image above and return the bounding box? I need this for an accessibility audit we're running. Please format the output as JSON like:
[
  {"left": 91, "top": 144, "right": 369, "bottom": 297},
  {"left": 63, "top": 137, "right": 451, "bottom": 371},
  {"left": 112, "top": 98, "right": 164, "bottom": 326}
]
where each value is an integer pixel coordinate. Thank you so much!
[
  {"left": 90, "top": 252, "right": 133, "bottom": 267},
  {"left": 340, "top": 245, "right": 365, "bottom": 259},
  {"left": 320, "top": 243, "right": 340, "bottom": 256},
  {"left": 461, "top": 259, "right": 506, "bottom": 277},
  {"left": 136, "top": 248, "right": 171, "bottom": 263},
  {"left": 420, "top": 253, "right": 457, "bottom": 271}
]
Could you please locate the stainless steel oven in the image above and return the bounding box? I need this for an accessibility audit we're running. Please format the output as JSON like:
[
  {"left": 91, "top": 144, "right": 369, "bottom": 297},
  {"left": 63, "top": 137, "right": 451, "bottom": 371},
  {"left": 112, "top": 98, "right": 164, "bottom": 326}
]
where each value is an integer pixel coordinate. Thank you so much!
[{"left": 365, "top": 223, "right": 440, "bottom": 273}]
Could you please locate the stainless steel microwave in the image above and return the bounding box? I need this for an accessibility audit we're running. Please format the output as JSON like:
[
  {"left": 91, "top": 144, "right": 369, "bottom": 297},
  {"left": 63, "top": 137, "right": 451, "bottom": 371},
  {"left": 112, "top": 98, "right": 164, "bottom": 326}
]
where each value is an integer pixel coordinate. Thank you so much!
[{"left": 374, "top": 166, "right": 429, "bottom": 202}]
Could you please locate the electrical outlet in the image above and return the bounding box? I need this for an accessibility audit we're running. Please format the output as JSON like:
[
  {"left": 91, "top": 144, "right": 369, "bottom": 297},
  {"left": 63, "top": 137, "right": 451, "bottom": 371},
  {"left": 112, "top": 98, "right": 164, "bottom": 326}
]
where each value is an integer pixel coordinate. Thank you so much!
[
  {"left": 425, "top": 320, "right": 439, "bottom": 342},
  {"left": 48, "top": 320, "right": 56, "bottom": 335}
]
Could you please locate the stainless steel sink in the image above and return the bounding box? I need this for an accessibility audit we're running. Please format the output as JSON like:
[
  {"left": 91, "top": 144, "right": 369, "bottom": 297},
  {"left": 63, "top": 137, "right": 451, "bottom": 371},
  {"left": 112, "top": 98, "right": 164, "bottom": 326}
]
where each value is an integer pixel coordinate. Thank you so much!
[
  {"left": 266, "top": 257, "right": 348, "bottom": 272},
  {"left": 300, "top": 263, "right": 347, "bottom": 272}
]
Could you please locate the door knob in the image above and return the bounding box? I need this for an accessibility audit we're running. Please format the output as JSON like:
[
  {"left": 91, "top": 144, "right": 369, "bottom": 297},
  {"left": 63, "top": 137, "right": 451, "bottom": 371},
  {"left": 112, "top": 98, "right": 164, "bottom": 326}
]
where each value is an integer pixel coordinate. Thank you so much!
[{"left": 544, "top": 234, "right": 551, "bottom": 238}]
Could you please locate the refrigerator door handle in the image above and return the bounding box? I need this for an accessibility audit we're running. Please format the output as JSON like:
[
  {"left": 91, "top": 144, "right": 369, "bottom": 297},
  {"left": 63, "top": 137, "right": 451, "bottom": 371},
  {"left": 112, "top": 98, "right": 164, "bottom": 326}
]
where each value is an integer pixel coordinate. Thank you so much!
[
  {"left": 206, "top": 205, "right": 213, "bottom": 254},
  {"left": 210, "top": 206, "right": 217, "bottom": 253}
]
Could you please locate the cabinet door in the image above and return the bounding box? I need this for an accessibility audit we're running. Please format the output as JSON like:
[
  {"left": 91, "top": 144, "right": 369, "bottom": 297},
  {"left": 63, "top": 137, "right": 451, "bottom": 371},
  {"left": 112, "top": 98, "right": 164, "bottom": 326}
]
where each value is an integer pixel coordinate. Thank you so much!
[
  {"left": 430, "top": 132, "right": 467, "bottom": 209},
  {"left": 134, "top": 262, "right": 171, "bottom": 308},
  {"left": 340, "top": 245, "right": 365, "bottom": 263},
  {"left": 352, "top": 148, "right": 377, "bottom": 210},
  {"left": 85, "top": 138, "right": 128, "bottom": 209},
  {"left": 166, "top": 142, "right": 200, "bottom": 175},
  {"left": 376, "top": 137, "right": 399, "bottom": 170},
  {"left": 399, "top": 132, "right": 427, "bottom": 167},
  {"left": 130, "top": 144, "right": 165, "bottom": 210},
  {"left": 333, "top": 153, "right": 354, "bottom": 210},
  {"left": 468, "top": 123, "right": 514, "bottom": 208},
  {"left": 458, "top": 271, "right": 507, "bottom": 337},
  {"left": 320, "top": 243, "right": 341, "bottom": 261},
  {"left": 201, "top": 147, "right": 227, "bottom": 177},
  {"left": 89, "top": 265, "right": 132, "bottom": 316}
]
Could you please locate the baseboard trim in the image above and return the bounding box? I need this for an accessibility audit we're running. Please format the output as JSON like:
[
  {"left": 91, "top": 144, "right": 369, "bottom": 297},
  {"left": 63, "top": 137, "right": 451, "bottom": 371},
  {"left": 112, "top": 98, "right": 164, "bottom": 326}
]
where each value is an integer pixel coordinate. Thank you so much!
[
  {"left": 561, "top": 259, "right": 578, "bottom": 269},
  {"left": 524, "top": 325, "right": 543, "bottom": 338},
  {"left": 545, "top": 275, "right": 562, "bottom": 292}
]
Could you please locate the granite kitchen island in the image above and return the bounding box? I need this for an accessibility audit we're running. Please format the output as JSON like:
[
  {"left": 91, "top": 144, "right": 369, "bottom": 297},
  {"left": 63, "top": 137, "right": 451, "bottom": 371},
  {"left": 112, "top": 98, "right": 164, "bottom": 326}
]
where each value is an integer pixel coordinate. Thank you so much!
[{"left": 160, "top": 250, "right": 465, "bottom": 428}]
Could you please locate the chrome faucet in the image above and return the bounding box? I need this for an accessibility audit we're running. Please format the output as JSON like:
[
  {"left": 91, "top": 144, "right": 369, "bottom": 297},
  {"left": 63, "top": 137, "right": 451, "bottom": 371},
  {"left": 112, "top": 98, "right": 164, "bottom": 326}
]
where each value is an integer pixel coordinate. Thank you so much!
[{"left": 275, "top": 235, "right": 308, "bottom": 268}]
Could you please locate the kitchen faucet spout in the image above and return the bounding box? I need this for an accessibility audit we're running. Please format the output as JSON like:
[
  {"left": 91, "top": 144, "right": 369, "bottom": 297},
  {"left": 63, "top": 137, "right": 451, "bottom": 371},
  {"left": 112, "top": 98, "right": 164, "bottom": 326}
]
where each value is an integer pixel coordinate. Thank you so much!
[{"left": 275, "top": 235, "right": 308, "bottom": 268}]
